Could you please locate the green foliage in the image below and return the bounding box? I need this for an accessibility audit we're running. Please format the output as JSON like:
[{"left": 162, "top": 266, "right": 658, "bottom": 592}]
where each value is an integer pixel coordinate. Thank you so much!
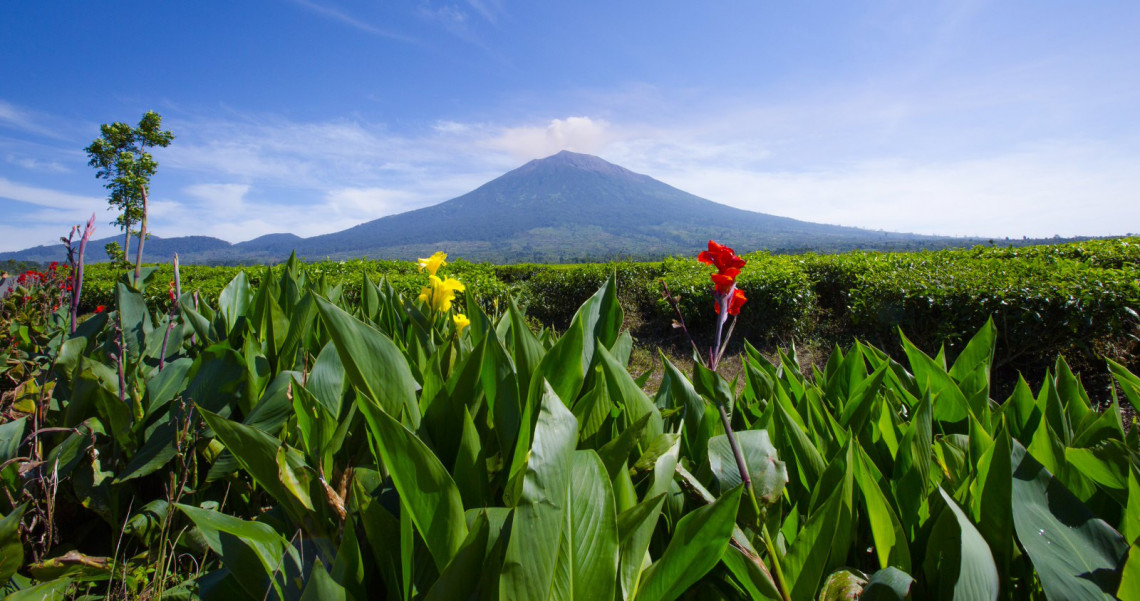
[{"left": 2, "top": 245, "right": 1137, "bottom": 599}]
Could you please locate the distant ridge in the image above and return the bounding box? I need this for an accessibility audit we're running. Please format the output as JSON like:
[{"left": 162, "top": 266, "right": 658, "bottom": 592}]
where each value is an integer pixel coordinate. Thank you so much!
[{"left": 3, "top": 151, "right": 1028, "bottom": 265}]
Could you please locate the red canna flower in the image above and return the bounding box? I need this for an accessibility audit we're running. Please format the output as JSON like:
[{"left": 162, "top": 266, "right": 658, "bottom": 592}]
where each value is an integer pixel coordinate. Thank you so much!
[
  {"left": 711, "top": 271, "right": 738, "bottom": 294},
  {"left": 714, "top": 288, "right": 748, "bottom": 316},
  {"left": 95, "top": 305, "right": 106, "bottom": 314},
  {"left": 698, "top": 240, "right": 746, "bottom": 273}
]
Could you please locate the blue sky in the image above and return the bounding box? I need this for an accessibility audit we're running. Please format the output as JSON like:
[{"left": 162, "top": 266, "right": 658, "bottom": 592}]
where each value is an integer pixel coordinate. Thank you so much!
[{"left": 2, "top": 1, "right": 1138, "bottom": 252}]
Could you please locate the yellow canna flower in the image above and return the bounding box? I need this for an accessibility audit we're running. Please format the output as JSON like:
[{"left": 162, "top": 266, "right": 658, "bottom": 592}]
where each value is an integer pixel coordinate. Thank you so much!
[
  {"left": 453, "top": 313, "right": 470, "bottom": 333},
  {"left": 418, "top": 275, "right": 465, "bottom": 313},
  {"left": 417, "top": 251, "right": 448, "bottom": 276}
]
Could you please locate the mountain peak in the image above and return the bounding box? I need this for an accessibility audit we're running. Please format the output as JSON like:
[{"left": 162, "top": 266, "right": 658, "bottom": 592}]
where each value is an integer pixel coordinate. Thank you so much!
[{"left": 519, "top": 150, "right": 637, "bottom": 179}]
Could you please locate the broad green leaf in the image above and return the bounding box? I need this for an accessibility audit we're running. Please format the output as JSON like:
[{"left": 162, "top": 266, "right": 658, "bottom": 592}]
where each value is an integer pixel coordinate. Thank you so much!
[
  {"left": 244, "top": 370, "right": 303, "bottom": 434},
  {"left": 299, "top": 559, "right": 347, "bottom": 601},
  {"left": 635, "top": 485, "right": 743, "bottom": 601},
  {"left": 508, "top": 299, "right": 544, "bottom": 396},
  {"left": 316, "top": 295, "right": 421, "bottom": 428},
  {"left": 784, "top": 443, "right": 855, "bottom": 601},
  {"left": 968, "top": 426, "right": 1012, "bottom": 583},
  {"left": 597, "top": 413, "right": 654, "bottom": 480},
  {"left": 620, "top": 438, "right": 678, "bottom": 600},
  {"left": 862, "top": 566, "right": 915, "bottom": 600},
  {"left": 217, "top": 271, "right": 252, "bottom": 335},
  {"left": 1107, "top": 359, "right": 1140, "bottom": 410},
  {"left": 276, "top": 291, "right": 317, "bottom": 373},
  {"left": 1065, "top": 442, "right": 1129, "bottom": 492},
  {"left": 142, "top": 357, "right": 192, "bottom": 420},
  {"left": 1124, "top": 468, "right": 1140, "bottom": 544},
  {"left": 276, "top": 446, "right": 314, "bottom": 512},
  {"left": 536, "top": 274, "right": 622, "bottom": 406},
  {"left": 199, "top": 408, "right": 318, "bottom": 530},
  {"left": 0, "top": 503, "right": 28, "bottom": 583},
  {"left": 900, "top": 331, "right": 971, "bottom": 423},
  {"left": 551, "top": 451, "right": 619, "bottom": 601},
  {"left": 176, "top": 503, "right": 296, "bottom": 600},
  {"left": 1002, "top": 376, "right": 1040, "bottom": 442},
  {"left": 185, "top": 343, "right": 248, "bottom": 416},
  {"left": 853, "top": 446, "right": 911, "bottom": 572},
  {"left": 597, "top": 345, "right": 663, "bottom": 446},
  {"left": 425, "top": 511, "right": 492, "bottom": 601},
  {"left": 893, "top": 392, "right": 930, "bottom": 529},
  {"left": 501, "top": 381, "right": 578, "bottom": 601},
  {"left": 721, "top": 542, "right": 782, "bottom": 601},
  {"left": 115, "top": 280, "right": 150, "bottom": 365},
  {"left": 307, "top": 340, "right": 347, "bottom": 418},
  {"left": 1011, "top": 442, "right": 1128, "bottom": 600},
  {"left": 693, "top": 361, "right": 734, "bottom": 417},
  {"left": 453, "top": 406, "right": 490, "bottom": 509},
  {"left": 923, "top": 488, "right": 998, "bottom": 601},
  {"left": 948, "top": 317, "right": 995, "bottom": 394},
  {"left": 357, "top": 392, "right": 468, "bottom": 572},
  {"left": 837, "top": 362, "right": 888, "bottom": 432},
  {"left": 1056, "top": 356, "right": 1094, "bottom": 436},
  {"left": 772, "top": 400, "right": 825, "bottom": 499},
  {"left": 1120, "top": 542, "right": 1140, "bottom": 601},
  {"left": 331, "top": 508, "right": 367, "bottom": 601},
  {"left": 657, "top": 353, "right": 707, "bottom": 455},
  {"left": 114, "top": 419, "right": 179, "bottom": 482},
  {"left": 707, "top": 430, "right": 788, "bottom": 506},
  {"left": 617, "top": 494, "right": 666, "bottom": 601},
  {"left": 3, "top": 577, "right": 73, "bottom": 601},
  {"left": 290, "top": 379, "right": 337, "bottom": 468}
]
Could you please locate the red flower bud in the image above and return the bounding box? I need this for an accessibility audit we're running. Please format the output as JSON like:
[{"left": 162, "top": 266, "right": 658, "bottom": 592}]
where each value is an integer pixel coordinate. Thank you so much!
[{"left": 95, "top": 305, "right": 106, "bottom": 314}]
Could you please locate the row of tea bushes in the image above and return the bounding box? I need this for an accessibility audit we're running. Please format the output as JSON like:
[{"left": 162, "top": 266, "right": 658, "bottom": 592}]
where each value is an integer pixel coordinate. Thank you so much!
[{"left": 75, "top": 238, "right": 1140, "bottom": 372}]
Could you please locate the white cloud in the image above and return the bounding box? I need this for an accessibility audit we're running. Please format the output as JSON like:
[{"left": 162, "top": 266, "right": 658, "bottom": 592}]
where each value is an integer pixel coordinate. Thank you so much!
[
  {"left": 0, "top": 178, "right": 102, "bottom": 211},
  {"left": 655, "top": 144, "right": 1140, "bottom": 239},
  {"left": 488, "top": 117, "right": 612, "bottom": 160},
  {"left": 182, "top": 183, "right": 252, "bottom": 213},
  {"left": 324, "top": 187, "right": 424, "bottom": 218},
  {"left": 285, "top": 0, "right": 417, "bottom": 42},
  {"left": 9, "top": 156, "right": 68, "bottom": 173}
]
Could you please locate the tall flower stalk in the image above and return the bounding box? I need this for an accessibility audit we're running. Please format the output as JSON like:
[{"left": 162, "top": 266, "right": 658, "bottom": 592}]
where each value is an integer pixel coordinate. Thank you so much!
[
  {"left": 662, "top": 240, "right": 791, "bottom": 601},
  {"left": 65, "top": 213, "right": 97, "bottom": 335}
]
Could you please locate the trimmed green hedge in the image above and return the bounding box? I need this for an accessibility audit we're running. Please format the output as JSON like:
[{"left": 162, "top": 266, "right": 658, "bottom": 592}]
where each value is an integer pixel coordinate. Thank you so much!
[{"left": 77, "top": 238, "right": 1140, "bottom": 373}]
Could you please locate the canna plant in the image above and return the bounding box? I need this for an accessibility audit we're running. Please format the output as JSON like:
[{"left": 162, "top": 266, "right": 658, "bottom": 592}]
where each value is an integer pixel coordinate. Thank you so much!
[{"left": 0, "top": 243, "right": 1137, "bottom": 601}]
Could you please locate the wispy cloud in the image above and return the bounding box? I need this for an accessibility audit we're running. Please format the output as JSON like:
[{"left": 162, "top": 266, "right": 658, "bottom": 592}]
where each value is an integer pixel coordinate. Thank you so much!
[
  {"left": 0, "top": 100, "right": 71, "bottom": 140},
  {"left": 463, "top": 0, "right": 505, "bottom": 25},
  {"left": 286, "top": 0, "right": 418, "bottom": 43},
  {"left": 0, "top": 178, "right": 101, "bottom": 211},
  {"left": 5, "top": 154, "right": 69, "bottom": 173}
]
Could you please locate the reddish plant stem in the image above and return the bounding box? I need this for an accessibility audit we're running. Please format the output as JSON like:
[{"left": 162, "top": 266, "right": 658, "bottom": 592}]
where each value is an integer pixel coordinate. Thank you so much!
[
  {"left": 659, "top": 279, "right": 704, "bottom": 362},
  {"left": 134, "top": 185, "right": 148, "bottom": 284},
  {"left": 68, "top": 213, "right": 96, "bottom": 334}
]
